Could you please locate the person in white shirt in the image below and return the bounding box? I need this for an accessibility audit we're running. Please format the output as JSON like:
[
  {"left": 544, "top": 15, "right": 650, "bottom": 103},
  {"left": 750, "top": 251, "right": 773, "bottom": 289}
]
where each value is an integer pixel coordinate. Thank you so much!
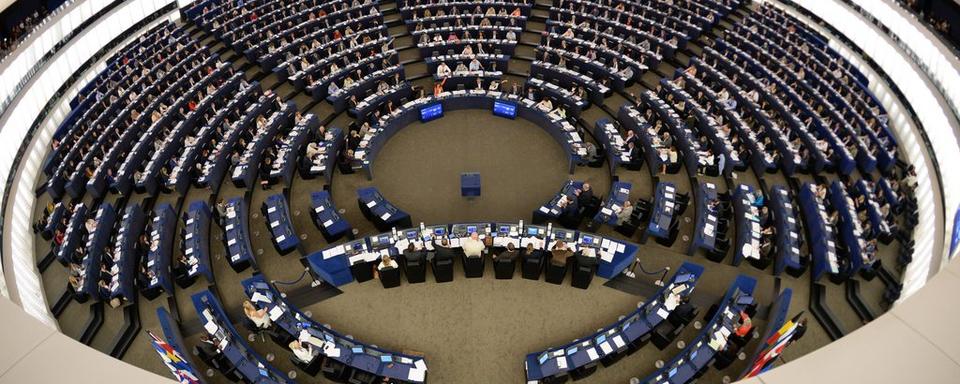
[
  {"left": 289, "top": 340, "right": 314, "bottom": 363},
  {"left": 536, "top": 98, "right": 553, "bottom": 111},
  {"left": 243, "top": 300, "right": 271, "bottom": 329},
  {"left": 436, "top": 62, "right": 452, "bottom": 78},
  {"left": 469, "top": 57, "right": 482, "bottom": 71},
  {"left": 616, "top": 200, "right": 634, "bottom": 225},
  {"left": 461, "top": 232, "right": 485, "bottom": 257}
]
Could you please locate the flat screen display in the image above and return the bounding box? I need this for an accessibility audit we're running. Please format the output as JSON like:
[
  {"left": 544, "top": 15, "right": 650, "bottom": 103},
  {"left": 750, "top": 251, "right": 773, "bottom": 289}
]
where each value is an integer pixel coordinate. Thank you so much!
[
  {"left": 420, "top": 102, "right": 444, "bottom": 122},
  {"left": 492, "top": 100, "right": 518, "bottom": 119}
]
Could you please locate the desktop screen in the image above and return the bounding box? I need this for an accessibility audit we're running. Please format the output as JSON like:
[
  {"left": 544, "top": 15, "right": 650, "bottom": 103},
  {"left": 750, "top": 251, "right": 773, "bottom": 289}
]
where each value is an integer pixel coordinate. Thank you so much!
[
  {"left": 528, "top": 227, "right": 539, "bottom": 236},
  {"left": 434, "top": 228, "right": 445, "bottom": 235},
  {"left": 492, "top": 100, "right": 518, "bottom": 119},
  {"left": 420, "top": 102, "right": 444, "bottom": 122},
  {"left": 352, "top": 242, "right": 364, "bottom": 251},
  {"left": 499, "top": 225, "right": 510, "bottom": 233},
  {"left": 466, "top": 225, "right": 477, "bottom": 233},
  {"left": 582, "top": 235, "right": 593, "bottom": 245},
  {"left": 406, "top": 231, "right": 417, "bottom": 239}
]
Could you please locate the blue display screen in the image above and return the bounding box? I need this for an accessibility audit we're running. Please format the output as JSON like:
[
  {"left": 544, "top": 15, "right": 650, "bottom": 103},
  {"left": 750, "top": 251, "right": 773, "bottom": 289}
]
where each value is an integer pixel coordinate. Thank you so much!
[
  {"left": 420, "top": 102, "right": 444, "bottom": 122},
  {"left": 499, "top": 225, "right": 510, "bottom": 233},
  {"left": 582, "top": 235, "right": 593, "bottom": 245},
  {"left": 434, "top": 228, "right": 445, "bottom": 235},
  {"left": 466, "top": 225, "right": 477, "bottom": 234},
  {"left": 492, "top": 100, "right": 517, "bottom": 119},
  {"left": 527, "top": 227, "right": 538, "bottom": 236}
]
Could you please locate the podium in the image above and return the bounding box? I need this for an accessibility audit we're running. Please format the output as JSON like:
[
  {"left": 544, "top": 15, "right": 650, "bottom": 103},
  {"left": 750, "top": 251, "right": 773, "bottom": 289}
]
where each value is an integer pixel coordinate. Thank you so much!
[{"left": 461, "top": 172, "right": 481, "bottom": 197}]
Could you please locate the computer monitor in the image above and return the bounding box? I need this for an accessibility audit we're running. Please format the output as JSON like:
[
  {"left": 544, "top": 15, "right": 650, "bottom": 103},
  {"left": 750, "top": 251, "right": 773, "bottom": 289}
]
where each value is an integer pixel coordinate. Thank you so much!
[
  {"left": 406, "top": 230, "right": 417, "bottom": 239},
  {"left": 499, "top": 225, "right": 510, "bottom": 234},
  {"left": 434, "top": 228, "right": 445, "bottom": 236},
  {"left": 466, "top": 225, "right": 477, "bottom": 234},
  {"left": 419, "top": 102, "right": 443, "bottom": 122},
  {"left": 527, "top": 227, "right": 539, "bottom": 236},
  {"left": 352, "top": 242, "right": 364, "bottom": 251},
  {"left": 492, "top": 100, "right": 518, "bottom": 119},
  {"left": 581, "top": 235, "right": 593, "bottom": 245}
]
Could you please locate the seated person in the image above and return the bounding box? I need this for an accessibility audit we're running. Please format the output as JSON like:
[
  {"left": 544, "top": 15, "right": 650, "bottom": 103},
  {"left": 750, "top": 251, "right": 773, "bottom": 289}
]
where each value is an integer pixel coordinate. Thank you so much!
[
  {"left": 536, "top": 97, "right": 553, "bottom": 112},
  {"left": 550, "top": 240, "right": 573, "bottom": 266},
  {"left": 403, "top": 243, "right": 426, "bottom": 264},
  {"left": 616, "top": 200, "right": 634, "bottom": 225},
  {"left": 462, "top": 232, "right": 485, "bottom": 258},
  {"left": 434, "top": 237, "right": 457, "bottom": 261},
  {"left": 373, "top": 254, "right": 399, "bottom": 278},
  {"left": 289, "top": 340, "right": 314, "bottom": 364},
  {"left": 243, "top": 300, "right": 271, "bottom": 329},
  {"left": 494, "top": 243, "right": 520, "bottom": 262}
]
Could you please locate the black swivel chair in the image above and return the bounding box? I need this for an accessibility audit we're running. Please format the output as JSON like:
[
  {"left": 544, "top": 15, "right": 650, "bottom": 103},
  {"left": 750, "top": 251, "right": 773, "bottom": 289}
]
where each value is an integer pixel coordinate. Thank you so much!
[
  {"left": 291, "top": 355, "right": 323, "bottom": 377},
  {"left": 521, "top": 248, "right": 545, "bottom": 280},
  {"left": 494, "top": 250, "right": 519, "bottom": 279},
  {"left": 432, "top": 247, "right": 455, "bottom": 283},
  {"left": 347, "top": 368, "right": 378, "bottom": 384},
  {"left": 402, "top": 251, "right": 427, "bottom": 283},
  {"left": 463, "top": 254, "right": 485, "bottom": 278},
  {"left": 321, "top": 357, "right": 351, "bottom": 382},
  {"left": 378, "top": 266, "right": 401, "bottom": 289},
  {"left": 571, "top": 253, "right": 596, "bottom": 289},
  {"left": 544, "top": 252, "right": 570, "bottom": 285}
]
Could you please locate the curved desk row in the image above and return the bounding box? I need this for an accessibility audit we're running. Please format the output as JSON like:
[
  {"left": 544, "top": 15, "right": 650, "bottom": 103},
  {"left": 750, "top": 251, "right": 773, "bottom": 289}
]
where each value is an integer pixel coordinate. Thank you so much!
[
  {"left": 223, "top": 197, "right": 258, "bottom": 272},
  {"left": 357, "top": 187, "right": 413, "bottom": 232},
  {"left": 352, "top": 90, "right": 587, "bottom": 179},
  {"left": 269, "top": 113, "right": 319, "bottom": 187},
  {"left": 109, "top": 204, "right": 145, "bottom": 304},
  {"left": 640, "top": 275, "right": 758, "bottom": 384},
  {"left": 311, "top": 190, "right": 353, "bottom": 243},
  {"left": 144, "top": 203, "right": 176, "bottom": 299},
  {"left": 533, "top": 180, "right": 583, "bottom": 224},
  {"left": 731, "top": 184, "right": 764, "bottom": 268},
  {"left": 593, "top": 119, "right": 637, "bottom": 176},
  {"left": 300, "top": 127, "right": 344, "bottom": 187},
  {"left": 242, "top": 275, "right": 428, "bottom": 383},
  {"left": 689, "top": 182, "right": 720, "bottom": 257},
  {"left": 525, "top": 262, "right": 705, "bottom": 382},
  {"left": 192, "top": 290, "right": 293, "bottom": 384},
  {"left": 263, "top": 193, "right": 300, "bottom": 254},
  {"left": 55, "top": 203, "right": 87, "bottom": 266},
  {"left": 78, "top": 203, "right": 116, "bottom": 302},
  {"left": 798, "top": 183, "right": 841, "bottom": 282},
  {"left": 303, "top": 220, "right": 640, "bottom": 288},
  {"left": 182, "top": 200, "right": 215, "bottom": 286},
  {"left": 153, "top": 307, "right": 207, "bottom": 384},
  {"left": 769, "top": 186, "right": 804, "bottom": 276},
  {"left": 592, "top": 181, "right": 632, "bottom": 227}
]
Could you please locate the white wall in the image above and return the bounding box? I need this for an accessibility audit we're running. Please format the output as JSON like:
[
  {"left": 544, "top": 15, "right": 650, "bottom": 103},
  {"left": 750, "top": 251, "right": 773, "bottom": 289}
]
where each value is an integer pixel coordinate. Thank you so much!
[{"left": 0, "top": 0, "right": 179, "bottom": 328}]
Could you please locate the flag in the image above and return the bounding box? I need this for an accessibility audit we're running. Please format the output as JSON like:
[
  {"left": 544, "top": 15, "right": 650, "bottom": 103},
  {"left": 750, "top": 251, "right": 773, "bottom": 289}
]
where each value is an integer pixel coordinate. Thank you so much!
[
  {"left": 744, "top": 313, "right": 804, "bottom": 378},
  {"left": 148, "top": 330, "right": 202, "bottom": 384}
]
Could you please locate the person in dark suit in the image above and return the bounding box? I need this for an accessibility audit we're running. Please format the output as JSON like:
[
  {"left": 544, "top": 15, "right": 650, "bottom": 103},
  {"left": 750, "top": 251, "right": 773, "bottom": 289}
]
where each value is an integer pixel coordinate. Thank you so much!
[
  {"left": 403, "top": 243, "right": 426, "bottom": 264},
  {"left": 433, "top": 238, "right": 457, "bottom": 261},
  {"left": 494, "top": 242, "right": 520, "bottom": 262},
  {"left": 577, "top": 183, "right": 594, "bottom": 207}
]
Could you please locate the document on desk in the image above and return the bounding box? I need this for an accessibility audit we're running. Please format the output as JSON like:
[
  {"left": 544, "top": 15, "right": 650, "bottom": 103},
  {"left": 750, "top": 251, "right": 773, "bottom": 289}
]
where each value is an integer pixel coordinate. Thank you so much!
[
  {"left": 227, "top": 238, "right": 237, "bottom": 246},
  {"left": 323, "top": 219, "right": 334, "bottom": 228},
  {"left": 315, "top": 205, "right": 325, "bottom": 212},
  {"left": 380, "top": 212, "right": 391, "bottom": 220},
  {"left": 203, "top": 321, "right": 219, "bottom": 335},
  {"left": 599, "top": 341, "right": 614, "bottom": 355},
  {"left": 267, "top": 206, "right": 277, "bottom": 213},
  {"left": 251, "top": 291, "right": 271, "bottom": 304},
  {"left": 366, "top": 200, "right": 377, "bottom": 208},
  {"left": 600, "top": 207, "right": 614, "bottom": 216},
  {"left": 271, "top": 220, "right": 280, "bottom": 228},
  {"left": 555, "top": 356, "right": 567, "bottom": 370},
  {"left": 276, "top": 235, "right": 286, "bottom": 243},
  {"left": 268, "top": 306, "right": 284, "bottom": 321},
  {"left": 655, "top": 307, "right": 670, "bottom": 320},
  {"left": 538, "top": 206, "right": 550, "bottom": 214},
  {"left": 586, "top": 347, "right": 600, "bottom": 361}
]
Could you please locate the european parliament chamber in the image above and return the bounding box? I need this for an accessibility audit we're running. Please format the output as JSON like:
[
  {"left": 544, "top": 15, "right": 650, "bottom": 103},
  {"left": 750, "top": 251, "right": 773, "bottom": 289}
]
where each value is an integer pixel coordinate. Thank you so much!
[{"left": 1, "top": 0, "right": 959, "bottom": 383}]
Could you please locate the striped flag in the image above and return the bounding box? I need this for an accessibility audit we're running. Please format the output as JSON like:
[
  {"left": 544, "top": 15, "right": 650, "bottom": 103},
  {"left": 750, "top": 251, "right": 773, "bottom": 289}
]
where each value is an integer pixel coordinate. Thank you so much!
[
  {"left": 744, "top": 313, "right": 805, "bottom": 378},
  {"left": 148, "top": 330, "right": 202, "bottom": 384}
]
